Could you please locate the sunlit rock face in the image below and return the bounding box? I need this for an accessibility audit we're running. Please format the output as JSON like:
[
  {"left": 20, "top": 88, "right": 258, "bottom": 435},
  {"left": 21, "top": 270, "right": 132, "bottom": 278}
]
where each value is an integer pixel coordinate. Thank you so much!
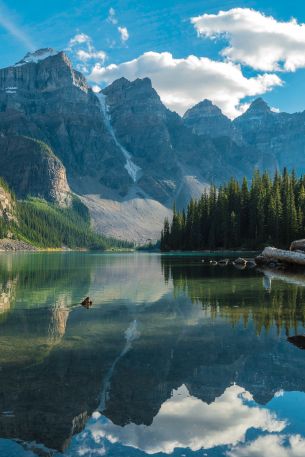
[
  {"left": 0, "top": 183, "right": 15, "bottom": 221},
  {"left": 0, "top": 136, "right": 71, "bottom": 206}
]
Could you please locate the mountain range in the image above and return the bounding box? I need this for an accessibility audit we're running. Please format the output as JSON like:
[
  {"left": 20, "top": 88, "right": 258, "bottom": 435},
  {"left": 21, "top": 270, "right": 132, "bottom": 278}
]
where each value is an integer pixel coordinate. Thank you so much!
[{"left": 1, "top": 48, "right": 305, "bottom": 243}]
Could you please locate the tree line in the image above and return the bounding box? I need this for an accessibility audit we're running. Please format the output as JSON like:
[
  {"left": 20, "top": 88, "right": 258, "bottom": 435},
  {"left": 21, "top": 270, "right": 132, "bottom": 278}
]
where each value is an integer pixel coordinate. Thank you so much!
[
  {"left": 15, "top": 197, "right": 133, "bottom": 249},
  {"left": 161, "top": 169, "right": 305, "bottom": 251}
]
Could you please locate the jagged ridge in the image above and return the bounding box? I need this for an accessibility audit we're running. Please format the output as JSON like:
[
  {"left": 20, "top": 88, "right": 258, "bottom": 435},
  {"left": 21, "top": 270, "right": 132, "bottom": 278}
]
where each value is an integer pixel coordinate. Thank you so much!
[{"left": 1, "top": 48, "right": 305, "bottom": 242}]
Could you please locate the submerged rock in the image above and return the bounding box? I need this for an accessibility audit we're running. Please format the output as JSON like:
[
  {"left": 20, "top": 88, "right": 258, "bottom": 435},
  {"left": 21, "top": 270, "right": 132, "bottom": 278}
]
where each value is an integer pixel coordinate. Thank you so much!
[{"left": 288, "top": 335, "right": 305, "bottom": 350}]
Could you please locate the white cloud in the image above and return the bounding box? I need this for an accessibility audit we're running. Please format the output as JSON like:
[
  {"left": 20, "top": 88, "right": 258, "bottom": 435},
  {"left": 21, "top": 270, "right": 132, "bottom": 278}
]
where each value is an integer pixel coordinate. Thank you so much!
[
  {"left": 76, "top": 49, "right": 106, "bottom": 62},
  {"left": 92, "top": 84, "right": 101, "bottom": 93},
  {"left": 68, "top": 33, "right": 91, "bottom": 48},
  {"left": 68, "top": 33, "right": 106, "bottom": 67},
  {"left": 108, "top": 7, "right": 118, "bottom": 25},
  {"left": 118, "top": 26, "right": 129, "bottom": 42},
  {"left": 191, "top": 8, "right": 305, "bottom": 72},
  {"left": 76, "top": 63, "right": 89, "bottom": 74},
  {"left": 89, "top": 51, "right": 282, "bottom": 118},
  {"left": 228, "top": 434, "right": 305, "bottom": 457},
  {"left": 107, "top": 7, "right": 129, "bottom": 44},
  {"left": 67, "top": 385, "right": 285, "bottom": 455}
]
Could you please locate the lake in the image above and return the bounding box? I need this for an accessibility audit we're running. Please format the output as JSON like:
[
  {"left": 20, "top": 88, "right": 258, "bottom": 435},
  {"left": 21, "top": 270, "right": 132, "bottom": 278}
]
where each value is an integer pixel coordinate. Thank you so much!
[{"left": 0, "top": 252, "right": 305, "bottom": 457}]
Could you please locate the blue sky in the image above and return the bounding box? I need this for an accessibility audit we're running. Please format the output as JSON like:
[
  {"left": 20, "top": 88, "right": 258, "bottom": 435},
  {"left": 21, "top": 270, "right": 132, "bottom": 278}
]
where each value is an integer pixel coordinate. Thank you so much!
[{"left": 1, "top": 0, "right": 305, "bottom": 117}]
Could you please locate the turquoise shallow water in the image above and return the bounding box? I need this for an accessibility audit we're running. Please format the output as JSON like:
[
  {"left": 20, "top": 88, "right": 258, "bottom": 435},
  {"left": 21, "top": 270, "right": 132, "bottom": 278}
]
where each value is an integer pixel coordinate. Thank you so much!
[{"left": 0, "top": 252, "right": 305, "bottom": 457}]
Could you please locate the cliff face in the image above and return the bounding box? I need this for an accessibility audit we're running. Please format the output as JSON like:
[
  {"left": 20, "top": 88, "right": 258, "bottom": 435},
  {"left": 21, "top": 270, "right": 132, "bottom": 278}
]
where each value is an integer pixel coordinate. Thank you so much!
[
  {"left": 0, "top": 182, "right": 15, "bottom": 221},
  {"left": 184, "top": 96, "right": 305, "bottom": 176},
  {"left": 233, "top": 98, "right": 305, "bottom": 173},
  {"left": 0, "top": 136, "right": 71, "bottom": 206},
  {"left": 102, "top": 77, "right": 179, "bottom": 202},
  {"left": 0, "top": 49, "right": 130, "bottom": 198},
  {"left": 183, "top": 99, "right": 237, "bottom": 139},
  {"left": 101, "top": 77, "right": 243, "bottom": 206}
]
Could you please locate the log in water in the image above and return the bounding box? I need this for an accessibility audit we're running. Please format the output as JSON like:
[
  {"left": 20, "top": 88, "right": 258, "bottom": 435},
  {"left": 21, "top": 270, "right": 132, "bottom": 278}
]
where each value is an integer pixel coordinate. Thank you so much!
[{"left": 262, "top": 247, "right": 305, "bottom": 266}]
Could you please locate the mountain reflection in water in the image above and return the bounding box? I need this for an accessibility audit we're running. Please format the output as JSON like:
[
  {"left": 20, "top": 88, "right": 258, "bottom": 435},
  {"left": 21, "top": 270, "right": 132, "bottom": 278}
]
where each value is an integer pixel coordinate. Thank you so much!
[{"left": 0, "top": 253, "right": 305, "bottom": 456}]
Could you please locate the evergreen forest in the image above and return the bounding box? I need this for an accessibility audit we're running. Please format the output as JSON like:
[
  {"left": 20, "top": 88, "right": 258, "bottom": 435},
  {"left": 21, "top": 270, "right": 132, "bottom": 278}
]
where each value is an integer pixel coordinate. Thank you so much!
[{"left": 161, "top": 169, "right": 305, "bottom": 251}]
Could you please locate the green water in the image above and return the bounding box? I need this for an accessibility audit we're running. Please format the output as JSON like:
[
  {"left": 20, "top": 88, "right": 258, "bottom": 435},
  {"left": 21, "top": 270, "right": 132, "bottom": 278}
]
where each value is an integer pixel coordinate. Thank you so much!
[{"left": 0, "top": 252, "right": 305, "bottom": 457}]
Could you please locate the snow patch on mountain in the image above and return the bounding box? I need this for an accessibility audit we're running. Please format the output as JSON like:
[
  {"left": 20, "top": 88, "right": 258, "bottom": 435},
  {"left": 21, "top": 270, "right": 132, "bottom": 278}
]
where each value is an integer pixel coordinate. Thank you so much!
[
  {"left": 96, "top": 92, "right": 142, "bottom": 183},
  {"left": 15, "top": 48, "right": 59, "bottom": 66}
]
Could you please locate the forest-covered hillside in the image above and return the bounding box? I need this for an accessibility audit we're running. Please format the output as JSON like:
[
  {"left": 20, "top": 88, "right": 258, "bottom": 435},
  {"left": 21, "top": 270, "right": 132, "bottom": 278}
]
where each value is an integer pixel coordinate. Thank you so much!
[{"left": 0, "top": 179, "right": 131, "bottom": 250}]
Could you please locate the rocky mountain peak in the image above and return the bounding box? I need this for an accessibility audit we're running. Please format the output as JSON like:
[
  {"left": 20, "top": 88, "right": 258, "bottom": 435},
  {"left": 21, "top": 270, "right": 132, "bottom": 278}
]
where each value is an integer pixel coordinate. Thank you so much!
[
  {"left": 245, "top": 98, "right": 272, "bottom": 115},
  {"left": 183, "top": 98, "right": 234, "bottom": 138},
  {"left": 103, "top": 76, "right": 157, "bottom": 101},
  {"left": 15, "top": 48, "right": 59, "bottom": 66},
  {"left": 102, "top": 76, "right": 165, "bottom": 122},
  {"left": 104, "top": 76, "right": 130, "bottom": 91},
  {"left": 0, "top": 48, "right": 88, "bottom": 96},
  {"left": 133, "top": 77, "right": 153, "bottom": 89},
  {"left": 184, "top": 99, "right": 224, "bottom": 120}
]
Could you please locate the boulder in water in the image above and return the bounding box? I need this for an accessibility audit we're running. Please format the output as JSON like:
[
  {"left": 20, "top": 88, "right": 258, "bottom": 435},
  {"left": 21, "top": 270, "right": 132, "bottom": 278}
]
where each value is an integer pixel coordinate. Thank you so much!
[
  {"left": 209, "top": 260, "right": 218, "bottom": 266},
  {"left": 290, "top": 239, "right": 305, "bottom": 252},
  {"left": 233, "top": 257, "right": 247, "bottom": 266},
  {"left": 218, "top": 259, "right": 229, "bottom": 266},
  {"left": 288, "top": 335, "right": 305, "bottom": 350}
]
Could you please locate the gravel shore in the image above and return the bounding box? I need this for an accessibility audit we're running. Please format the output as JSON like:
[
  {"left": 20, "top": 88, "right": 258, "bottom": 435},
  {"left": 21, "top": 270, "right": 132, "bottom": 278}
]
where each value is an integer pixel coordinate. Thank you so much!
[{"left": 0, "top": 239, "right": 36, "bottom": 251}]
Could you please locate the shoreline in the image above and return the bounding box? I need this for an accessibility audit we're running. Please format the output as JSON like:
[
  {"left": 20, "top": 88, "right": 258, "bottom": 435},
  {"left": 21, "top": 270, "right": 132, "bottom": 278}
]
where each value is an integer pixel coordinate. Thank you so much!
[{"left": 0, "top": 238, "right": 136, "bottom": 253}]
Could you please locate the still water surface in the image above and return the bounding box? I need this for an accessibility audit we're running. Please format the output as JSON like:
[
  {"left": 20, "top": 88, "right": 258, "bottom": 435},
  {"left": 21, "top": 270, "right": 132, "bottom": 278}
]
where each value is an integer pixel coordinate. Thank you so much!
[{"left": 0, "top": 252, "right": 305, "bottom": 456}]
